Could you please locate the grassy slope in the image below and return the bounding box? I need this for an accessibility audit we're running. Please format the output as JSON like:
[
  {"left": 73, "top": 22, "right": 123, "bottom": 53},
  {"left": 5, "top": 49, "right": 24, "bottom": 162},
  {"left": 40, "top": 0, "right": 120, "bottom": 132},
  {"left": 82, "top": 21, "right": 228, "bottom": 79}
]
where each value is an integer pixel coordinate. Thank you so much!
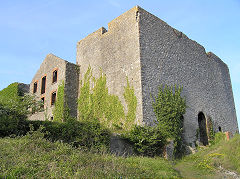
[
  {"left": 175, "top": 133, "right": 240, "bottom": 179},
  {"left": 0, "top": 133, "right": 180, "bottom": 178},
  {"left": 1, "top": 132, "right": 239, "bottom": 178}
]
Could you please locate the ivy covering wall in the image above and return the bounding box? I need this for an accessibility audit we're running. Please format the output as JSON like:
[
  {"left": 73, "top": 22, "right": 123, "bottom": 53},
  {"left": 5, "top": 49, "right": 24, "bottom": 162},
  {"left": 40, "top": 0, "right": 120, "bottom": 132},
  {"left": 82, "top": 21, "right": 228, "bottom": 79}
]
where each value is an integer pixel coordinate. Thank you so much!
[
  {"left": 53, "top": 81, "right": 69, "bottom": 122},
  {"left": 78, "top": 67, "right": 137, "bottom": 132}
]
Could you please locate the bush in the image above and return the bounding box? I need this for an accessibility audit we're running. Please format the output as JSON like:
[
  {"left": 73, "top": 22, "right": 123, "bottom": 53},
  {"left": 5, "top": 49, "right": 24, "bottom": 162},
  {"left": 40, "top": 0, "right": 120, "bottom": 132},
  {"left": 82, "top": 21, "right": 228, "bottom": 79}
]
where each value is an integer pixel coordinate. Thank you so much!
[
  {"left": 0, "top": 117, "right": 110, "bottom": 150},
  {"left": 152, "top": 84, "right": 186, "bottom": 158},
  {"left": 123, "top": 125, "right": 168, "bottom": 157}
]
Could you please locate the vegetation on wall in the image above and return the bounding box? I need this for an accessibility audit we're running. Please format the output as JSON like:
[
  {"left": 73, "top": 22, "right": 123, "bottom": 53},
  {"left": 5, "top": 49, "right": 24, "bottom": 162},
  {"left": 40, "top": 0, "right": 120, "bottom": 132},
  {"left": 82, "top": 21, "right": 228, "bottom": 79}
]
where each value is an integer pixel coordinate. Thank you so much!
[
  {"left": 206, "top": 116, "right": 215, "bottom": 144},
  {"left": 123, "top": 78, "right": 137, "bottom": 130},
  {"left": 124, "top": 84, "right": 186, "bottom": 157},
  {"left": 78, "top": 67, "right": 137, "bottom": 132},
  {"left": 152, "top": 85, "right": 186, "bottom": 157},
  {"left": 53, "top": 81, "right": 70, "bottom": 122}
]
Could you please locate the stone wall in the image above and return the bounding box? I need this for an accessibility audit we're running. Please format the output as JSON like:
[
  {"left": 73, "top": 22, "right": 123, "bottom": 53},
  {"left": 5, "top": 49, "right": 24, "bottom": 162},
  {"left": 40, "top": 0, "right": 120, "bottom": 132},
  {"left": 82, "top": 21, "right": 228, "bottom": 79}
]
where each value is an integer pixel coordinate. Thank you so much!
[
  {"left": 65, "top": 62, "right": 79, "bottom": 118},
  {"left": 29, "top": 54, "right": 67, "bottom": 121},
  {"left": 76, "top": 6, "right": 143, "bottom": 125},
  {"left": 138, "top": 7, "right": 238, "bottom": 144}
]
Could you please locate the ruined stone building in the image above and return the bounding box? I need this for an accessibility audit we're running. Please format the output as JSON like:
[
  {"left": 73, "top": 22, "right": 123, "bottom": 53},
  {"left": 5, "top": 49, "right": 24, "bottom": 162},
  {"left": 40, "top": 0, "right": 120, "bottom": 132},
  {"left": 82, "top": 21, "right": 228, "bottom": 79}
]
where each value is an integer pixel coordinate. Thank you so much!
[{"left": 29, "top": 6, "right": 238, "bottom": 146}]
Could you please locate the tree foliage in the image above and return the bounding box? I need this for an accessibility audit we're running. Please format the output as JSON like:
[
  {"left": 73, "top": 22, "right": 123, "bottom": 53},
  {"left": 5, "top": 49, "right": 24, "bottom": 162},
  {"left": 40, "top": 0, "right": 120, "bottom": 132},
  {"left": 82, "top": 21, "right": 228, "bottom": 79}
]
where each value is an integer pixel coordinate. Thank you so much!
[{"left": 0, "top": 83, "right": 42, "bottom": 119}]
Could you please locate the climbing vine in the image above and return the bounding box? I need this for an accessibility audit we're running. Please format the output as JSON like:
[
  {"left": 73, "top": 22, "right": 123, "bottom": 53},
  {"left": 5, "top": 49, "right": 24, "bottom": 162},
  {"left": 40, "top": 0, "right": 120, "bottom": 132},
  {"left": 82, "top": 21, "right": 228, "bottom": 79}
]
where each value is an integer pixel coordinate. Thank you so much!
[
  {"left": 123, "top": 78, "right": 137, "bottom": 130},
  {"left": 53, "top": 81, "right": 69, "bottom": 122},
  {"left": 152, "top": 84, "right": 186, "bottom": 157},
  {"left": 78, "top": 67, "right": 137, "bottom": 132},
  {"left": 207, "top": 117, "right": 215, "bottom": 143}
]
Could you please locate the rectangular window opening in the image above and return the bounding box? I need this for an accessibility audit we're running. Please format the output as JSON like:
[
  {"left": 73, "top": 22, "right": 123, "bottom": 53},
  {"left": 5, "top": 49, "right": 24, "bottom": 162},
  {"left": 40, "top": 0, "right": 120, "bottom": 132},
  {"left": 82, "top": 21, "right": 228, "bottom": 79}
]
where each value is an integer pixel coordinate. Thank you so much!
[
  {"left": 41, "top": 97, "right": 45, "bottom": 108},
  {"left": 33, "top": 82, "right": 37, "bottom": 93},
  {"left": 51, "top": 91, "right": 56, "bottom": 106},
  {"left": 52, "top": 70, "right": 58, "bottom": 83},
  {"left": 41, "top": 76, "right": 46, "bottom": 94}
]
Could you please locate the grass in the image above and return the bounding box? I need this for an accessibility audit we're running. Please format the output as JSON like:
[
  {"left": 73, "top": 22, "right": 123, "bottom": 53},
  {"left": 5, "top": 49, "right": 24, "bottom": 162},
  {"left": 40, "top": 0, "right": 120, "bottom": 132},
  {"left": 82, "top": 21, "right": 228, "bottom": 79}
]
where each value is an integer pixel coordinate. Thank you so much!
[
  {"left": 1, "top": 130, "right": 240, "bottom": 178},
  {"left": 0, "top": 130, "right": 180, "bottom": 178},
  {"left": 175, "top": 133, "right": 240, "bottom": 178}
]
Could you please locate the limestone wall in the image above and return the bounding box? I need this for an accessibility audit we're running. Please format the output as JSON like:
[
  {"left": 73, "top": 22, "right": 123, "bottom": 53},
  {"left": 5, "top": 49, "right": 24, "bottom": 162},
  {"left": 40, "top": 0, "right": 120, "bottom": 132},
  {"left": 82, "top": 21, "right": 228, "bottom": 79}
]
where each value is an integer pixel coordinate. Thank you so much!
[
  {"left": 65, "top": 62, "right": 79, "bottom": 118},
  {"left": 138, "top": 7, "right": 238, "bottom": 144},
  {"left": 29, "top": 54, "right": 67, "bottom": 121},
  {"left": 76, "top": 6, "right": 143, "bottom": 124}
]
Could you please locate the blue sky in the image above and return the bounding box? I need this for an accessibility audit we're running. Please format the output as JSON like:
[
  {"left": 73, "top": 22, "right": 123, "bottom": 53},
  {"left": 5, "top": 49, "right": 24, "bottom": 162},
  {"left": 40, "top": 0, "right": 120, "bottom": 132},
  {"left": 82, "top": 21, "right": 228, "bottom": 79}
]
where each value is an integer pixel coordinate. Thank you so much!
[{"left": 0, "top": 0, "right": 240, "bottom": 128}]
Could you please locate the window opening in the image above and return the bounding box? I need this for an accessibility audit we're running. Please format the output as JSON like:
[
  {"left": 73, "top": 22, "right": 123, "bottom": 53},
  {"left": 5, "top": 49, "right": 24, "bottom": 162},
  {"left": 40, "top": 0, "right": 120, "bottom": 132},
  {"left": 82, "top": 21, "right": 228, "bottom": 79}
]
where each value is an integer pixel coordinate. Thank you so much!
[
  {"left": 51, "top": 91, "right": 56, "bottom": 106},
  {"left": 41, "top": 76, "right": 46, "bottom": 94},
  {"left": 52, "top": 70, "right": 58, "bottom": 83},
  {"left": 33, "top": 82, "right": 37, "bottom": 93}
]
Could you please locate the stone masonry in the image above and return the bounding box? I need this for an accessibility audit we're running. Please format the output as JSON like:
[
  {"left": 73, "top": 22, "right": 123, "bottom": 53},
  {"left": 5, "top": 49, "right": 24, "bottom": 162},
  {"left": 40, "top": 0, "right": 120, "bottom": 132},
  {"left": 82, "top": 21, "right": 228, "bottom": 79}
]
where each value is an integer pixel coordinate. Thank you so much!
[
  {"left": 76, "top": 6, "right": 238, "bottom": 145},
  {"left": 29, "top": 54, "right": 79, "bottom": 121},
  {"left": 28, "top": 6, "right": 238, "bottom": 145}
]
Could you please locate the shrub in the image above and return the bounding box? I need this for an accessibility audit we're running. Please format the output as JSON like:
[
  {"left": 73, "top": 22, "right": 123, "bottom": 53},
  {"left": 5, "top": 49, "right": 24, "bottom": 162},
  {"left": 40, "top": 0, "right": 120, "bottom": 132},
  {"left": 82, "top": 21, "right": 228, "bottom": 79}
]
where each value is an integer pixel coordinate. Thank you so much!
[
  {"left": 152, "top": 84, "right": 186, "bottom": 158},
  {"left": 0, "top": 116, "right": 110, "bottom": 150},
  {"left": 123, "top": 125, "right": 168, "bottom": 156},
  {"left": 0, "top": 83, "right": 42, "bottom": 120}
]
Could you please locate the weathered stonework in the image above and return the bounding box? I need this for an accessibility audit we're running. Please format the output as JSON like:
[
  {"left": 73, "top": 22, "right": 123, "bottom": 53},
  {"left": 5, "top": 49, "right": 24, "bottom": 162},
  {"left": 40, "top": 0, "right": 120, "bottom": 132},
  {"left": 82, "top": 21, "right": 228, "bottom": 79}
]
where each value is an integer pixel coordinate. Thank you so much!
[
  {"left": 29, "top": 54, "right": 79, "bottom": 121},
  {"left": 76, "top": 6, "right": 238, "bottom": 145},
  {"left": 137, "top": 7, "right": 238, "bottom": 144},
  {"left": 76, "top": 6, "right": 143, "bottom": 125},
  {"left": 27, "top": 6, "right": 238, "bottom": 145}
]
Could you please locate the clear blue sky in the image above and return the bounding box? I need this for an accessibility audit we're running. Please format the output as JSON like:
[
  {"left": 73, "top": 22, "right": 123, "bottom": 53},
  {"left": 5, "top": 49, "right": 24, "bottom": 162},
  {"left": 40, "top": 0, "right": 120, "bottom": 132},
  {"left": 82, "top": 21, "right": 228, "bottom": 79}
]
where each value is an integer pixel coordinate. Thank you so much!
[{"left": 0, "top": 0, "right": 239, "bottom": 129}]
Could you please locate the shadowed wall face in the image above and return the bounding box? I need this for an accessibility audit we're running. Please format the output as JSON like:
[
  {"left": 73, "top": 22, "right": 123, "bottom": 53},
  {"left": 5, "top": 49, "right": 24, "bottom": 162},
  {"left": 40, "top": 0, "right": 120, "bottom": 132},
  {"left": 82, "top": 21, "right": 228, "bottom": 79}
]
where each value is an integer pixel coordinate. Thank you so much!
[{"left": 138, "top": 7, "right": 238, "bottom": 144}]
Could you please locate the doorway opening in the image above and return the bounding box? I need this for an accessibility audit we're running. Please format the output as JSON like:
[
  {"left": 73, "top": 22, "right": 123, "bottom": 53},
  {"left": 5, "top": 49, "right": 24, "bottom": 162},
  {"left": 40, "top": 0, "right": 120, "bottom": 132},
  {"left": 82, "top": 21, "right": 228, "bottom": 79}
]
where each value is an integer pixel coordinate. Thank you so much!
[{"left": 198, "top": 112, "right": 208, "bottom": 146}]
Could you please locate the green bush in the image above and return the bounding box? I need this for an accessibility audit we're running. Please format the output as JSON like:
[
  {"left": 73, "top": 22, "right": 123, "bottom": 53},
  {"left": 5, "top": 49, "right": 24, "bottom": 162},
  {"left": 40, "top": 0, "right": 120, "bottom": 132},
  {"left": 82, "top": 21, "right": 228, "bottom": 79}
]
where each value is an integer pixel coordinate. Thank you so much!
[
  {"left": 0, "top": 116, "right": 110, "bottom": 150},
  {"left": 152, "top": 84, "right": 186, "bottom": 158},
  {"left": 123, "top": 125, "right": 168, "bottom": 157},
  {"left": 0, "top": 83, "right": 42, "bottom": 120},
  {"left": 122, "top": 84, "right": 186, "bottom": 157}
]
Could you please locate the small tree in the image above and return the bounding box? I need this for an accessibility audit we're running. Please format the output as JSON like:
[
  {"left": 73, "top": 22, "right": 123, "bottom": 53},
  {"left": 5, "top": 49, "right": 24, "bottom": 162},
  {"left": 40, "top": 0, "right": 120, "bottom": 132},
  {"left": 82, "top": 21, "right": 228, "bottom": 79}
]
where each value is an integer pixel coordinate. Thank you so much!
[{"left": 152, "top": 84, "right": 186, "bottom": 157}]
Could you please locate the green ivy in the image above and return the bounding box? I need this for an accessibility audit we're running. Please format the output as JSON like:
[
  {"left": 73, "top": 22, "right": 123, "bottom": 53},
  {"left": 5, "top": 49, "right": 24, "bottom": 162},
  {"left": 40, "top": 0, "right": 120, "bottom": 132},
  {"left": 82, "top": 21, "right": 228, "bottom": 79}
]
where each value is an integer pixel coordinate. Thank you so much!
[
  {"left": 207, "top": 117, "right": 215, "bottom": 144},
  {"left": 78, "top": 67, "right": 93, "bottom": 121},
  {"left": 53, "top": 81, "right": 70, "bottom": 122},
  {"left": 152, "top": 84, "right": 186, "bottom": 158},
  {"left": 78, "top": 67, "right": 137, "bottom": 132},
  {"left": 123, "top": 78, "right": 137, "bottom": 130}
]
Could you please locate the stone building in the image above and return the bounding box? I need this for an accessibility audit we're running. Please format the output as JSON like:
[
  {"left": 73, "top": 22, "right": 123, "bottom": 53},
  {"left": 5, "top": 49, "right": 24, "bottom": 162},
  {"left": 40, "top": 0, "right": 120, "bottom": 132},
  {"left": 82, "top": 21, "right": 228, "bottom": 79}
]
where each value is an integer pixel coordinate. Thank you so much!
[
  {"left": 29, "top": 54, "right": 79, "bottom": 121},
  {"left": 29, "top": 6, "right": 238, "bottom": 146}
]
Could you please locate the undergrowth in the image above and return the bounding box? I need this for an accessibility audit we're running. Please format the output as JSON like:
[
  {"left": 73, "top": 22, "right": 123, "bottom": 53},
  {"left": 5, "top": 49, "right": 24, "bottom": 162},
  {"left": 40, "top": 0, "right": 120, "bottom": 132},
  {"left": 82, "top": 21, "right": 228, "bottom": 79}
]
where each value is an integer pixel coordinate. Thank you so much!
[
  {"left": 0, "top": 129, "right": 180, "bottom": 178},
  {"left": 175, "top": 132, "right": 240, "bottom": 178}
]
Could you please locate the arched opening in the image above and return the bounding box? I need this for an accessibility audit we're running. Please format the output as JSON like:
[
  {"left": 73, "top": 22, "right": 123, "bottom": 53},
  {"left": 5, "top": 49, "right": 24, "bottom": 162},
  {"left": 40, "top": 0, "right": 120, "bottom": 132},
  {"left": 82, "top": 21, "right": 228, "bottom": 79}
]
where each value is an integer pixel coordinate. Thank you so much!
[
  {"left": 198, "top": 112, "right": 208, "bottom": 146},
  {"left": 218, "top": 126, "right": 222, "bottom": 132}
]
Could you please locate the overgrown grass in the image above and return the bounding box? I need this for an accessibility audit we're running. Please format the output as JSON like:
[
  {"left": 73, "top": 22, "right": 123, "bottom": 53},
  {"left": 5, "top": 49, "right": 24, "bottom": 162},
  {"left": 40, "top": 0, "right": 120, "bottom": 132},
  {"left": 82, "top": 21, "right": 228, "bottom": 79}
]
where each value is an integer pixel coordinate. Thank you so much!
[
  {"left": 1, "top": 130, "right": 240, "bottom": 178},
  {"left": 175, "top": 133, "right": 240, "bottom": 178},
  {"left": 0, "top": 130, "right": 180, "bottom": 178}
]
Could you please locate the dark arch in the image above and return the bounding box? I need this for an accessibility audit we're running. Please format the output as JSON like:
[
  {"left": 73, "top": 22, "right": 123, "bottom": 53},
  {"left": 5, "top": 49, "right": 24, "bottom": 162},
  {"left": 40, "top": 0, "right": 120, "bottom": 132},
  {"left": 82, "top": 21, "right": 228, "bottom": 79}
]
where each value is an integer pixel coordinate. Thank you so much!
[
  {"left": 198, "top": 112, "right": 208, "bottom": 146},
  {"left": 218, "top": 126, "right": 222, "bottom": 132}
]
